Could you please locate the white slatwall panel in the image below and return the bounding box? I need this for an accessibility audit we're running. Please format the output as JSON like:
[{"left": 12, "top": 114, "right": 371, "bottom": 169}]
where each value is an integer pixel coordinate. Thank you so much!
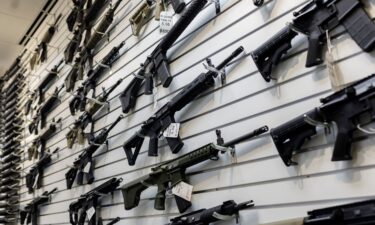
[{"left": 19, "top": 0, "right": 375, "bottom": 224}]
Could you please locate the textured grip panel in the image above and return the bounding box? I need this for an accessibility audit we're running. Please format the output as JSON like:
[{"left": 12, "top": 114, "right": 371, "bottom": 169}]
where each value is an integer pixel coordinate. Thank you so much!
[{"left": 159, "top": 0, "right": 207, "bottom": 50}]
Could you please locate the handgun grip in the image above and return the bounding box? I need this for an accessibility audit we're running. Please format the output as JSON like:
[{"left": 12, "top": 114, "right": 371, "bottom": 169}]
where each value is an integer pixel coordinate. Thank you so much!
[
  {"left": 166, "top": 135, "right": 184, "bottom": 154},
  {"left": 305, "top": 30, "right": 325, "bottom": 67},
  {"left": 119, "top": 76, "right": 144, "bottom": 113},
  {"left": 171, "top": 0, "right": 186, "bottom": 13},
  {"left": 154, "top": 186, "right": 166, "bottom": 210},
  {"left": 338, "top": 0, "right": 375, "bottom": 52},
  {"left": 148, "top": 135, "right": 159, "bottom": 157},
  {"left": 65, "top": 167, "right": 78, "bottom": 189},
  {"left": 331, "top": 128, "right": 353, "bottom": 161},
  {"left": 123, "top": 132, "right": 145, "bottom": 166}
]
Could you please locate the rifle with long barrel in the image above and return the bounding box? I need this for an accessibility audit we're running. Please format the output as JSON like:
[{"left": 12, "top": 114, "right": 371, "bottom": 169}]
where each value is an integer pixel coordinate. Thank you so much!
[
  {"left": 26, "top": 148, "right": 59, "bottom": 193},
  {"left": 123, "top": 47, "right": 244, "bottom": 165},
  {"left": 121, "top": 126, "right": 268, "bottom": 212},
  {"left": 120, "top": 0, "right": 209, "bottom": 113},
  {"left": 20, "top": 188, "right": 57, "bottom": 225},
  {"left": 69, "top": 178, "right": 122, "bottom": 225},
  {"left": 168, "top": 200, "right": 254, "bottom": 225},
  {"left": 66, "top": 79, "right": 123, "bottom": 148},
  {"left": 69, "top": 41, "right": 126, "bottom": 115},
  {"left": 65, "top": 115, "right": 123, "bottom": 189}
]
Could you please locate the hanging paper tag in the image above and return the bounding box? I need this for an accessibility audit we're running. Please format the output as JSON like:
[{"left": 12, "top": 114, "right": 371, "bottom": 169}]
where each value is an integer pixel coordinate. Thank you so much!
[
  {"left": 37, "top": 144, "right": 43, "bottom": 153},
  {"left": 33, "top": 173, "right": 39, "bottom": 188},
  {"left": 83, "top": 162, "right": 91, "bottom": 174},
  {"left": 86, "top": 89, "right": 94, "bottom": 99},
  {"left": 172, "top": 181, "right": 193, "bottom": 202},
  {"left": 160, "top": 11, "right": 174, "bottom": 34},
  {"left": 163, "top": 123, "right": 180, "bottom": 138},
  {"left": 86, "top": 206, "right": 95, "bottom": 221}
]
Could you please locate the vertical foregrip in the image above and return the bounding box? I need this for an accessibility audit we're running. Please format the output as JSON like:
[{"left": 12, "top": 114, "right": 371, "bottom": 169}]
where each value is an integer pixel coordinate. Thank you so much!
[{"left": 158, "top": 0, "right": 208, "bottom": 51}]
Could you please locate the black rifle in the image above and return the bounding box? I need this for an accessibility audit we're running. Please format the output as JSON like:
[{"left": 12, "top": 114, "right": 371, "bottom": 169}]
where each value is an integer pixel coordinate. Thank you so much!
[
  {"left": 36, "top": 59, "right": 64, "bottom": 104},
  {"left": 251, "top": 0, "right": 375, "bottom": 82},
  {"left": 169, "top": 200, "right": 254, "bottom": 225},
  {"left": 121, "top": 126, "right": 268, "bottom": 212},
  {"left": 123, "top": 47, "right": 244, "bottom": 165},
  {"left": 27, "top": 119, "right": 60, "bottom": 160},
  {"left": 3, "top": 49, "right": 27, "bottom": 80},
  {"left": 2, "top": 152, "right": 21, "bottom": 164},
  {"left": 69, "top": 178, "right": 122, "bottom": 225},
  {"left": 69, "top": 41, "right": 125, "bottom": 115},
  {"left": 28, "top": 85, "right": 64, "bottom": 134},
  {"left": 38, "top": 14, "right": 63, "bottom": 62},
  {"left": 66, "top": 0, "right": 87, "bottom": 32},
  {"left": 20, "top": 188, "right": 57, "bottom": 225},
  {"left": 119, "top": 0, "right": 208, "bottom": 113},
  {"left": 271, "top": 74, "right": 375, "bottom": 166},
  {"left": 65, "top": 55, "right": 82, "bottom": 92},
  {"left": 65, "top": 115, "right": 123, "bottom": 189},
  {"left": 26, "top": 148, "right": 59, "bottom": 193},
  {"left": 66, "top": 79, "right": 123, "bottom": 148}
]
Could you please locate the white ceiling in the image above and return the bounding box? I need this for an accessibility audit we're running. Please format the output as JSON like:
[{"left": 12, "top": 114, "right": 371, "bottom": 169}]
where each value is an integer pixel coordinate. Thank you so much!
[{"left": 0, "top": 0, "right": 48, "bottom": 75}]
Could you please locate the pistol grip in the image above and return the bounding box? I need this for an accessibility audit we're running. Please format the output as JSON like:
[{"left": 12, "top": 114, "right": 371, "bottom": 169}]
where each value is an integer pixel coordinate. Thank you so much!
[
  {"left": 76, "top": 169, "right": 84, "bottom": 185},
  {"left": 305, "top": 30, "right": 325, "bottom": 67},
  {"left": 87, "top": 161, "right": 95, "bottom": 184},
  {"left": 154, "top": 188, "right": 166, "bottom": 210},
  {"left": 331, "top": 130, "right": 353, "bottom": 161},
  {"left": 148, "top": 135, "right": 159, "bottom": 157}
]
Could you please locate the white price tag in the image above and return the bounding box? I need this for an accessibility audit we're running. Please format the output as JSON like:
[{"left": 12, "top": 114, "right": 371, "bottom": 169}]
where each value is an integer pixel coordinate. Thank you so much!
[
  {"left": 86, "top": 206, "right": 95, "bottom": 221},
  {"left": 84, "top": 123, "right": 92, "bottom": 133},
  {"left": 160, "top": 11, "right": 174, "bottom": 34},
  {"left": 83, "top": 162, "right": 91, "bottom": 174},
  {"left": 37, "top": 144, "right": 43, "bottom": 153},
  {"left": 163, "top": 123, "right": 180, "bottom": 138},
  {"left": 172, "top": 181, "right": 193, "bottom": 202},
  {"left": 33, "top": 173, "right": 39, "bottom": 188}
]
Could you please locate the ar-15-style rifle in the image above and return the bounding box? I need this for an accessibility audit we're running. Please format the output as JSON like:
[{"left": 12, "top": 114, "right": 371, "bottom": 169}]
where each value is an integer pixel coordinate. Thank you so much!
[
  {"left": 271, "top": 74, "right": 375, "bottom": 166},
  {"left": 66, "top": 79, "right": 123, "bottom": 148},
  {"left": 120, "top": 0, "right": 209, "bottom": 113},
  {"left": 69, "top": 41, "right": 126, "bottom": 115},
  {"left": 66, "top": 0, "right": 87, "bottom": 32},
  {"left": 27, "top": 119, "right": 61, "bottom": 160},
  {"left": 28, "top": 85, "right": 64, "bottom": 135},
  {"left": 123, "top": 46, "right": 244, "bottom": 165},
  {"left": 76, "top": 0, "right": 123, "bottom": 86},
  {"left": 35, "top": 59, "right": 64, "bottom": 104},
  {"left": 251, "top": 0, "right": 375, "bottom": 82},
  {"left": 65, "top": 115, "right": 123, "bottom": 189},
  {"left": 69, "top": 178, "right": 122, "bottom": 225},
  {"left": 261, "top": 198, "right": 375, "bottom": 225},
  {"left": 20, "top": 188, "right": 57, "bottom": 225},
  {"left": 26, "top": 148, "right": 59, "bottom": 193},
  {"left": 65, "top": 26, "right": 83, "bottom": 63},
  {"left": 130, "top": 0, "right": 186, "bottom": 36},
  {"left": 168, "top": 200, "right": 254, "bottom": 225},
  {"left": 121, "top": 126, "right": 268, "bottom": 212}
]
